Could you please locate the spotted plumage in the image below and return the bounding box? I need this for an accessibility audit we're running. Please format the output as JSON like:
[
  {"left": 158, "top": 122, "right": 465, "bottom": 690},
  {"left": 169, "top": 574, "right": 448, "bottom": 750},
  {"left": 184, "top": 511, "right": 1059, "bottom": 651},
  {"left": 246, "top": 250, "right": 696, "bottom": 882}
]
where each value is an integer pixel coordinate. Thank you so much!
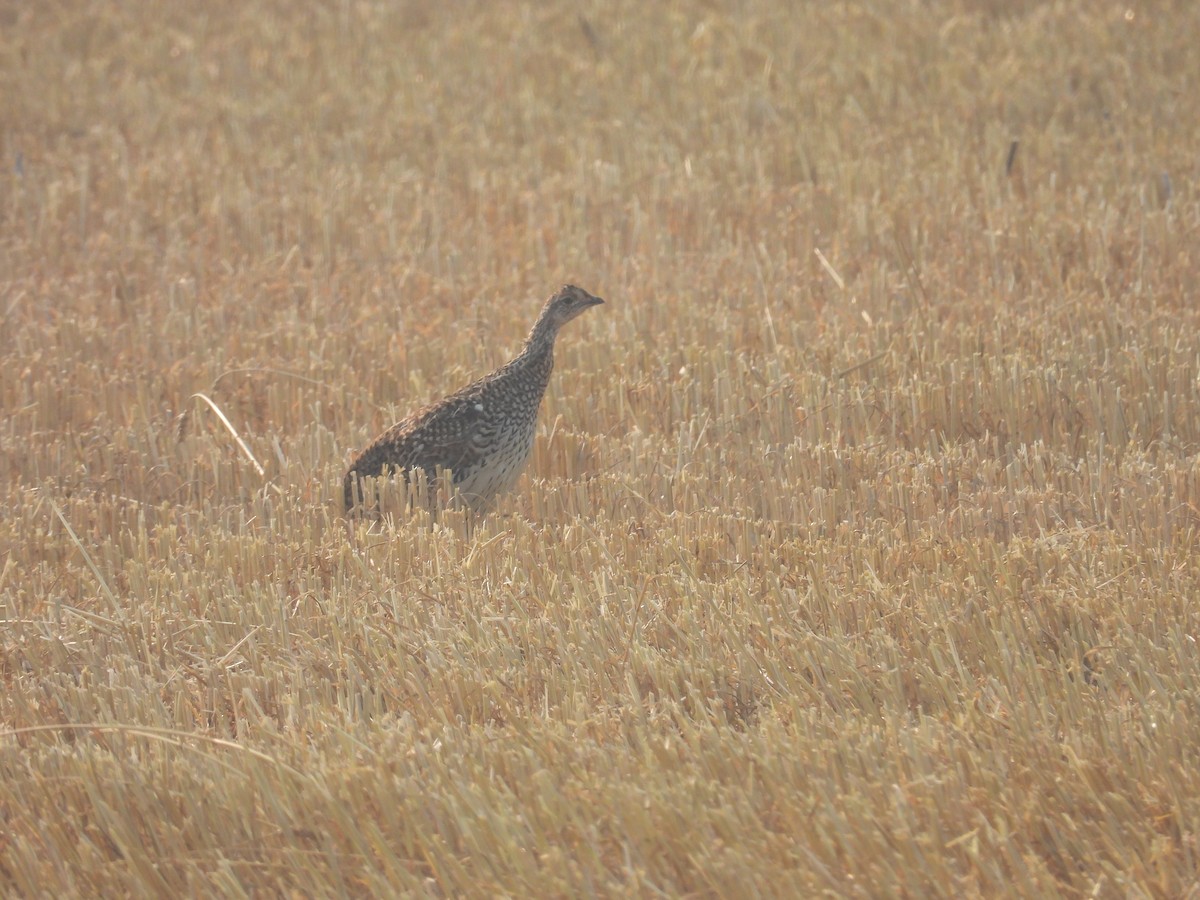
[{"left": 344, "top": 284, "right": 604, "bottom": 513}]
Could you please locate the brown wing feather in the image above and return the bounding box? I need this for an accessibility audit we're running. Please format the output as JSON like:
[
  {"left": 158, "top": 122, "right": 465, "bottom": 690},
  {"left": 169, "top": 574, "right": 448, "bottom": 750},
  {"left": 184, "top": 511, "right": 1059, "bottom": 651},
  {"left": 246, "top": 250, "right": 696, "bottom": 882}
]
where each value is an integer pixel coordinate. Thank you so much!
[{"left": 343, "top": 383, "right": 492, "bottom": 509}]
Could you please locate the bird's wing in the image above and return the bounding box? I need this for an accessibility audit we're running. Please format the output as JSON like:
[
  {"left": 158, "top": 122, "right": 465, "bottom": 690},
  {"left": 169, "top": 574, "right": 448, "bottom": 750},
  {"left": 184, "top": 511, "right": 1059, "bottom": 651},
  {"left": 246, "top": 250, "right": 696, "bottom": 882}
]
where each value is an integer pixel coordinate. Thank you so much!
[{"left": 381, "top": 388, "right": 495, "bottom": 478}]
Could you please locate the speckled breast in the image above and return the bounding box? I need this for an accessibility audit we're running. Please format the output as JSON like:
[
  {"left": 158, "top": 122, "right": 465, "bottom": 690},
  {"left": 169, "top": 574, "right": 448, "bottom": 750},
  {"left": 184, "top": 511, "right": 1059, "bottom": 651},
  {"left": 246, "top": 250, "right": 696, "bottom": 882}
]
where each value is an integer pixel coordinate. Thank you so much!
[{"left": 453, "top": 412, "right": 539, "bottom": 510}]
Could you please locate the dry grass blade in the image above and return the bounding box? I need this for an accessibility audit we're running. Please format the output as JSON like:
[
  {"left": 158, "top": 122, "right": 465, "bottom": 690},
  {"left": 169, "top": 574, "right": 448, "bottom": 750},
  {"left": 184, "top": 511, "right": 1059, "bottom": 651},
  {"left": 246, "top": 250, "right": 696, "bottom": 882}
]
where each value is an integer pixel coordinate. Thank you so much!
[
  {"left": 179, "top": 392, "right": 267, "bottom": 477},
  {"left": 48, "top": 499, "right": 127, "bottom": 625},
  {"left": 0, "top": 723, "right": 313, "bottom": 783},
  {"left": 1005, "top": 140, "right": 1020, "bottom": 177}
]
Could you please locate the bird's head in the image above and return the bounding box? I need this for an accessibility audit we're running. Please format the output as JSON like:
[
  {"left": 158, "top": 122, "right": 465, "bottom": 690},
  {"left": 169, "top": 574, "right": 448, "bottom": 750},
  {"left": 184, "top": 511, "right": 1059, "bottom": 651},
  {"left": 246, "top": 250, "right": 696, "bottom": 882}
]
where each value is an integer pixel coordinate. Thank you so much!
[
  {"left": 542, "top": 284, "right": 605, "bottom": 327},
  {"left": 523, "top": 284, "right": 605, "bottom": 349}
]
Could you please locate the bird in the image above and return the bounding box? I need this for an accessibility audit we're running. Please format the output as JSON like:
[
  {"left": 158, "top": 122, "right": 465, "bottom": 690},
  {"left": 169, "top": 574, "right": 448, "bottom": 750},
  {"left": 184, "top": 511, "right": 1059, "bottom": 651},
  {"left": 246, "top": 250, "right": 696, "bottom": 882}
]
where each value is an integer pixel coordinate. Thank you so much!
[{"left": 344, "top": 284, "right": 605, "bottom": 514}]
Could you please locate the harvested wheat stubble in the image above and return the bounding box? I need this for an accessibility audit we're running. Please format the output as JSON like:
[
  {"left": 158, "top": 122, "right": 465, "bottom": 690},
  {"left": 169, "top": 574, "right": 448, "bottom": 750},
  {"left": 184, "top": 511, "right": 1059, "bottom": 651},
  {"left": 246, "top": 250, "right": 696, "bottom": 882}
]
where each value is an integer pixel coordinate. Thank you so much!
[{"left": 2, "top": 0, "right": 1200, "bottom": 896}]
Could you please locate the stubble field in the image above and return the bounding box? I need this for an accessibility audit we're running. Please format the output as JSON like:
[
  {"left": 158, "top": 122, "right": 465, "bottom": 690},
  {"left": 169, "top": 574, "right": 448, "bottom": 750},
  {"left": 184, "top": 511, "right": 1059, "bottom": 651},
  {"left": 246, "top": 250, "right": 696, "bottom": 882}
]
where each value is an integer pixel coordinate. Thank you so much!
[{"left": 3, "top": 0, "right": 1200, "bottom": 895}]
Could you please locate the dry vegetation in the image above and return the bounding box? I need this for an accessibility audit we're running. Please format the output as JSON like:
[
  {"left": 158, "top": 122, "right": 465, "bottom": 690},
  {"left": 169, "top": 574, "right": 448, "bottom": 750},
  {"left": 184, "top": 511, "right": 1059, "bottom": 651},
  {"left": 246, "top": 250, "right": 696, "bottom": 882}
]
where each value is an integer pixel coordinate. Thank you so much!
[{"left": 2, "top": 0, "right": 1199, "bottom": 895}]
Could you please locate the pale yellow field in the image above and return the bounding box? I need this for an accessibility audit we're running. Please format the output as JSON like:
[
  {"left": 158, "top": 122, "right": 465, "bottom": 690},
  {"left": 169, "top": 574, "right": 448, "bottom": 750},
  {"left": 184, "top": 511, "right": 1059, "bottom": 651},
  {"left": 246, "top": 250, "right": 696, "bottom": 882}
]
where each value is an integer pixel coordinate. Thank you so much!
[{"left": 3, "top": 0, "right": 1199, "bottom": 895}]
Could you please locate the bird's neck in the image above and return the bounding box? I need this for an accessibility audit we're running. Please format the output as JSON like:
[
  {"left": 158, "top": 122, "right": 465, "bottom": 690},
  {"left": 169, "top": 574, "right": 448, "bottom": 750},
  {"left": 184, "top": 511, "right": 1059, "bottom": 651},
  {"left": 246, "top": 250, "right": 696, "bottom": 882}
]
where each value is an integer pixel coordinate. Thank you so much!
[
  {"left": 518, "top": 313, "right": 561, "bottom": 358},
  {"left": 501, "top": 325, "right": 556, "bottom": 382},
  {"left": 524, "top": 311, "right": 561, "bottom": 350}
]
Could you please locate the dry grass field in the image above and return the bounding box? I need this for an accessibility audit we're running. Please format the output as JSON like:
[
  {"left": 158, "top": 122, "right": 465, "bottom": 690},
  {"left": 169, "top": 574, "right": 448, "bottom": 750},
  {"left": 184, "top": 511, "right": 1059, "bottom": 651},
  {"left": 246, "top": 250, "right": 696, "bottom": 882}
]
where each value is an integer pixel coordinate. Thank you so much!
[{"left": 2, "top": 0, "right": 1199, "bottom": 895}]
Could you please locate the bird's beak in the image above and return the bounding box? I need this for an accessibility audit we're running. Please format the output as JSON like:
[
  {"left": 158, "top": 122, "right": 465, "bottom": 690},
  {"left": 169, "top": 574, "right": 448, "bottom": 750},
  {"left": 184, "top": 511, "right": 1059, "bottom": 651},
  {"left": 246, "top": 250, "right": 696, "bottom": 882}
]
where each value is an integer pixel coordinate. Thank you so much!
[{"left": 589, "top": 296, "right": 605, "bottom": 306}]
